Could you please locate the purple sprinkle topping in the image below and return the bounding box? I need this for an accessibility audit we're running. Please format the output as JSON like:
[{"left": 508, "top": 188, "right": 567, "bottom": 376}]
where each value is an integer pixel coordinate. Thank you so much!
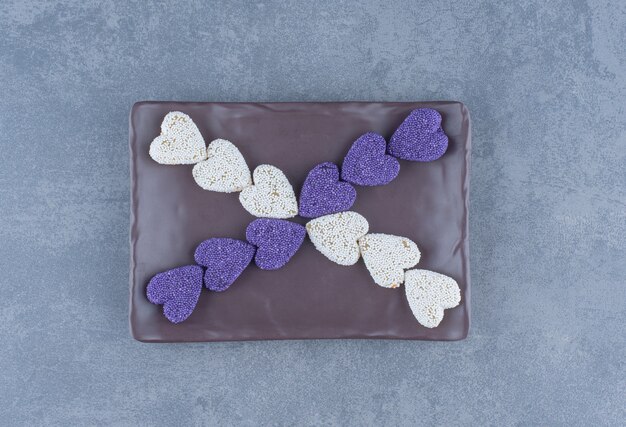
[
  {"left": 341, "top": 132, "right": 400, "bottom": 186},
  {"left": 194, "top": 238, "right": 255, "bottom": 292},
  {"left": 246, "top": 218, "right": 306, "bottom": 270},
  {"left": 146, "top": 265, "right": 203, "bottom": 323},
  {"left": 387, "top": 108, "right": 449, "bottom": 162},
  {"left": 298, "top": 162, "right": 356, "bottom": 218}
]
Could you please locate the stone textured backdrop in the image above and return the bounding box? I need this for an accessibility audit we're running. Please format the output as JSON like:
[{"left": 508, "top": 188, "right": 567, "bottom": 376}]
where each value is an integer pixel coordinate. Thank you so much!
[{"left": 0, "top": 0, "right": 624, "bottom": 425}]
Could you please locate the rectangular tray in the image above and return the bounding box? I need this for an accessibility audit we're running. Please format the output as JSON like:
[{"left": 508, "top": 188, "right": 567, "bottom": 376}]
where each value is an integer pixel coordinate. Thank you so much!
[{"left": 130, "top": 101, "right": 471, "bottom": 342}]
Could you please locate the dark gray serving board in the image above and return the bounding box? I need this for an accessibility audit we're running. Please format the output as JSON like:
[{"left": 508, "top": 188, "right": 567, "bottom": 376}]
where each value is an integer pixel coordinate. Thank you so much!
[{"left": 130, "top": 101, "right": 471, "bottom": 342}]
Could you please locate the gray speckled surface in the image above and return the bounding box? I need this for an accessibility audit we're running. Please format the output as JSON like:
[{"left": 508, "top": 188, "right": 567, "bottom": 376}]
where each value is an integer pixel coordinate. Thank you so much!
[{"left": 1, "top": 0, "right": 624, "bottom": 425}]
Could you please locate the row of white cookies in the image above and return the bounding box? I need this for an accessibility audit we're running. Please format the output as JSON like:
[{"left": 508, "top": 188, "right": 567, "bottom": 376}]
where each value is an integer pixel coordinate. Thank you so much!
[
  {"left": 306, "top": 211, "right": 461, "bottom": 328},
  {"left": 150, "top": 111, "right": 299, "bottom": 218}
]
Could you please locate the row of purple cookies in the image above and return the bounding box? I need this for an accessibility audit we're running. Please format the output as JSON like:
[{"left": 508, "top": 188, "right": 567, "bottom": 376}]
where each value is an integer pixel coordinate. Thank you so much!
[
  {"left": 147, "top": 108, "right": 449, "bottom": 323},
  {"left": 147, "top": 218, "right": 306, "bottom": 323},
  {"left": 300, "top": 108, "right": 447, "bottom": 217}
]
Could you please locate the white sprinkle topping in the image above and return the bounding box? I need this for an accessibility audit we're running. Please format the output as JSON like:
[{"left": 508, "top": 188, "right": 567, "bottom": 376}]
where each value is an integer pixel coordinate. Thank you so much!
[
  {"left": 192, "top": 139, "right": 252, "bottom": 193},
  {"left": 306, "top": 211, "right": 369, "bottom": 266},
  {"left": 404, "top": 269, "right": 461, "bottom": 328},
  {"left": 239, "top": 165, "right": 298, "bottom": 218},
  {"left": 149, "top": 111, "right": 207, "bottom": 165},
  {"left": 358, "top": 233, "right": 420, "bottom": 288}
]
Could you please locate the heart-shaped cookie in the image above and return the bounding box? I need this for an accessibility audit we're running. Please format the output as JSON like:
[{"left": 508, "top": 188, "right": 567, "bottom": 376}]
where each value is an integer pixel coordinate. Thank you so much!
[
  {"left": 306, "top": 211, "right": 369, "bottom": 266},
  {"left": 299, "top": 162, "right": 356, "bottom": 218},
  {"left": 149, "top": 111, "right": 207, "bottom": 164},
  {"left": 387, "top": 108, "right": 448, "bottom": 162},
  {"left": 146, "top": 265, "right": 204, "bottom": 323},
  {"left": 341, "top": 133, "right": 400, "bottom": 186},
  {"left": 239, "top": 165, "right": 298, "bottom": 218},
  {"left": 404, "top": 269, "right": 461, "bottom": 328},
  {"left": 246, "top": 218, "right": 306, "bottom": 270},
  {"left": 192, "top": 139, "right": 252, "bottom": 192},
  {"left": 358, "top": 233, "right": 421, "bottom": 288},
  {"left": 194, "top": 238, "right": 255, "bottom": 292}
]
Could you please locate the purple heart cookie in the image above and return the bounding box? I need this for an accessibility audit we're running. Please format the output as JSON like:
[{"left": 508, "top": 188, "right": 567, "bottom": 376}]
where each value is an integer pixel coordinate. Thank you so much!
[
  {"left": 194, "top": 238, "right": 255, "bottom": 292},
  {"left": 341, "top": 132, "right": 400, "bottom": 186},
  {"left": 299, "top": 162, "right": 356, "bottom": 218},
  {"left": 387, "top": 108, "right": 449, "bottom": 162},
  {"left": 246, "top": 218, "right": 306, "bottom": 270},
  {"left": 146, "top": 265, "right": 203, "bottom": 323}
]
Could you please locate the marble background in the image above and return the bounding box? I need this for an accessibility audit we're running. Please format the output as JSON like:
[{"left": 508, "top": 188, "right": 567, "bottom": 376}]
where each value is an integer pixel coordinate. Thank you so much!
[{"left": 0, "top": 1, "right": 624, "bottom": 425}]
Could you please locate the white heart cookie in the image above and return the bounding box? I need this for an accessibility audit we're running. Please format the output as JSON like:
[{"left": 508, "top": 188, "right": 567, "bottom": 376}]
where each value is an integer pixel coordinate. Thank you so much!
[
  {"left": 306, "top": 211, "right": 369, "bottom": 266},
  {"left": 239, "top": 165, "right": 298, "bottom": 218},
  {"left": 149, "top": 111, "right": 207, "bottom": 165},
  {"left": 404, "top": 269, "right": 461, "bottom": 328},
  {"left": 358, "top": 233, "right": 421, "bottom": 288},
  {"left": 192, "top": 139, "right": 252, "bottom": 193}
]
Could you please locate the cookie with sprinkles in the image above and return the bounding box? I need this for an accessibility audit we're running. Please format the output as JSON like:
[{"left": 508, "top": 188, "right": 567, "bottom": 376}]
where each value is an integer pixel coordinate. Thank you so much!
[
  {"left": 192, "top": 139, "right": 252, "bottom": 192},
  {"left": 388, "top": 108, "right": 448, "bottom": 162},
  {"left": 239, "top": 165, "right": 298, "bottom": 218},
  {"left": 299, "top": 162, "right": 356, "bottom": 218},
  {"left": 146, "top": 265, "right": 203, "bottom": 323},
  {"left": 306, "top": 211, "right": 369, "bottom": 266},
  {"left": 149, "top": 111, "right": 207, "bottom": 165},
  {"left": 358, "top": 233, "right": 420, "bottom": 288},
  {"left": 342, "top": 132, "right": 400, "bottom": 186},
  {"left": 246, "top": 218, "right": 306, "bottom": 270},
  {"left": 404, "top": 269, "right": 461, "bottom": 328},
  {"left": 195, "top": 238, "right": 256, "bottom": 292}
]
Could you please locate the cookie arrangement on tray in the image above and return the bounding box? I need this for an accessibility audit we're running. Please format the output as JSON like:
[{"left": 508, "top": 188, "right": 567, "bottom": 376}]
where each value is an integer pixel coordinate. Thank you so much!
[{"left": 146, "top": 108, "right": 461, "bottom": 329}]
